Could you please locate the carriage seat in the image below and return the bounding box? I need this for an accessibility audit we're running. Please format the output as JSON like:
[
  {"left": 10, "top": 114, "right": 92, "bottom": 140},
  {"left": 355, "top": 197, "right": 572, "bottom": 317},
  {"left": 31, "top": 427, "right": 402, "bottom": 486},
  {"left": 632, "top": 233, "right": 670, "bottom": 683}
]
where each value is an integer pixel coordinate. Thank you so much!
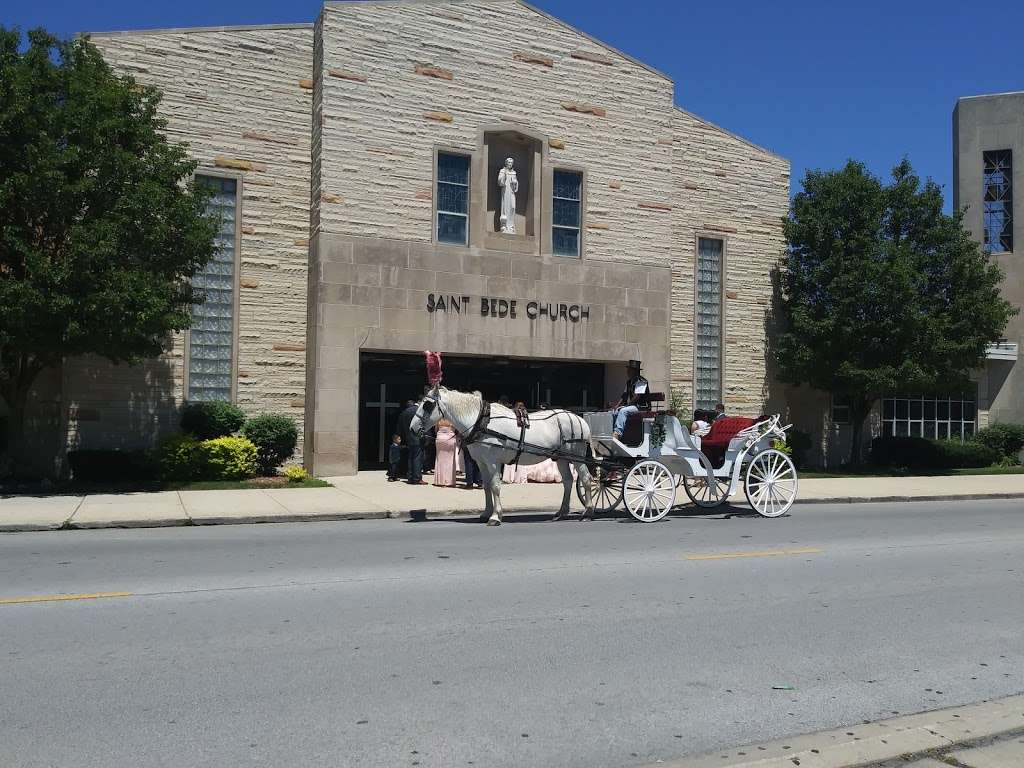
[
  {"left": 701, "top": 416, "right": 756, "bottom": 468},
  {"left": 618, "top": 393, "right": 667, "bottom": 447}
]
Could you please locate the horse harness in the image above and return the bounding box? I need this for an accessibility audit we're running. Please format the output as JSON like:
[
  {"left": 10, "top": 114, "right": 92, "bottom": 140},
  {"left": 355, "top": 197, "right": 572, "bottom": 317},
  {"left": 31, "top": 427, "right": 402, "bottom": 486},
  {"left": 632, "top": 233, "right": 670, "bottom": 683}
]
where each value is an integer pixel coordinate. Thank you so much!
[{"left": 422, "top": 391, "right": 587, "bottom": 466}]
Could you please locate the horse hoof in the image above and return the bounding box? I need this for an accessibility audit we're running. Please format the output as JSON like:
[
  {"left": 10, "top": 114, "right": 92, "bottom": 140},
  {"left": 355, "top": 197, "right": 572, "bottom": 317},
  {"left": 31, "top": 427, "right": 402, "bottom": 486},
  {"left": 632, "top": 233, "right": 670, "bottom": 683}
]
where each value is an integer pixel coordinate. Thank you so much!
[{"left": 486, "top": 518, "right": 502, "bottom": 527}]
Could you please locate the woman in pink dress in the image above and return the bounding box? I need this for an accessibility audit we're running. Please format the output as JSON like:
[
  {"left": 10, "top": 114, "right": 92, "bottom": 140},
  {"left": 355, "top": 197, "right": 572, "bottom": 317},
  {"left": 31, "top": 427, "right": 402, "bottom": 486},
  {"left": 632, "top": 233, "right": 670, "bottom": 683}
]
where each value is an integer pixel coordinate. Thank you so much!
[
  {"left": 433, "top": 420, "right": 458, "bottom": 487},
  {"left": 526, "top": 459, "right": 562, "bottom": 483}
]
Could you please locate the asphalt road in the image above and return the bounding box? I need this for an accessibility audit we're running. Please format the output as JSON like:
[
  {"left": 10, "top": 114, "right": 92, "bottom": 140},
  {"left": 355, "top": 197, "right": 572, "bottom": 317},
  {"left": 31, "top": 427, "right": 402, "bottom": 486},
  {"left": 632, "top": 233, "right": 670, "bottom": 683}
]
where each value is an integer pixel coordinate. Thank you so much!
[{"left": 2, "top": 500, "right": 1023, "bottom": 768}]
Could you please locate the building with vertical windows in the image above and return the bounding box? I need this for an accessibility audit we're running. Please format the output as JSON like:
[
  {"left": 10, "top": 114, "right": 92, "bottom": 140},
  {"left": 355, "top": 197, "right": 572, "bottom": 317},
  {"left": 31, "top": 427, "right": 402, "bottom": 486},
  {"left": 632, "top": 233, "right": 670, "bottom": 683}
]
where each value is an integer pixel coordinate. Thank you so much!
[
  {"left": 790, "top": 91, "right": 1023, "bottom": 468},
  {"left": 16, "top": 0, "right": 790, "bottom": 476},
  {"left": 954, "top": 91, "right": 1022, "bottom": 427}
]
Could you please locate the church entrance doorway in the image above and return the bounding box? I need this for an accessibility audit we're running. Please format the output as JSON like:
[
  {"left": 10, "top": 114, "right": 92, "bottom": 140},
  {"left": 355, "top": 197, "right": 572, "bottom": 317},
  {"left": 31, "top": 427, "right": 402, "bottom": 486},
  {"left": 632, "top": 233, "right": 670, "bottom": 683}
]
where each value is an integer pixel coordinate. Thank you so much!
[{"left": 358, "top": 351, "right": 606, "bottom": 469}]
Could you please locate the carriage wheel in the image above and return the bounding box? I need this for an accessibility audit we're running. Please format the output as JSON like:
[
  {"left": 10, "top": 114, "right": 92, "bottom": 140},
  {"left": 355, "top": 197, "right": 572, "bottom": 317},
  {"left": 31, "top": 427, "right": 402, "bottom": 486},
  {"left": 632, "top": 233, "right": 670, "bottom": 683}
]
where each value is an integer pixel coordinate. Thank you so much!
[
  {"left": 576, "top": 466, "right": 625, "bottom": 515},
  {"left": 623, "top": 460, "right": 676, "bottom": 522},
  {"left": 744, "top": 449, "right": 798, "bottom": 518},
  {"left": 681, "top": 471, "right": 729, "bottom": 508}
]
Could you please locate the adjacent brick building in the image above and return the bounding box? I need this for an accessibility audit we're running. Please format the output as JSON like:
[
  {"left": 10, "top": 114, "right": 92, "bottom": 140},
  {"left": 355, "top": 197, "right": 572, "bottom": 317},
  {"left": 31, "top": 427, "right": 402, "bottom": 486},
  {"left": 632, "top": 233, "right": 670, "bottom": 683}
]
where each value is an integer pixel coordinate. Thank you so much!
[{"left": 41, "top": 0, "right": 789, "bottom": 476}]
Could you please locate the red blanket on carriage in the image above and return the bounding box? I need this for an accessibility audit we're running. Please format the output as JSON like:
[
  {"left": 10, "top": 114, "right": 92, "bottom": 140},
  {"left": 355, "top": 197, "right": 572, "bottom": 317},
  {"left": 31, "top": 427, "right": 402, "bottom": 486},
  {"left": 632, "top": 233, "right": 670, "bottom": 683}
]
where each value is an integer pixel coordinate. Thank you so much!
[{"left": 700, "top": 417, "right": 756, "bottom": 468}]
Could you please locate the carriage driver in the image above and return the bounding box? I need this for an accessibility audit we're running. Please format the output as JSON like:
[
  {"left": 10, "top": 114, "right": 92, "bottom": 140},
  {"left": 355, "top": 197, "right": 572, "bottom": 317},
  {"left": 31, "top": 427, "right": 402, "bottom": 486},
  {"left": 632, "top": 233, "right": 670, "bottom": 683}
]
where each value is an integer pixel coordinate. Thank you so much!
[{"left": 612, "top": 360, "right": 651, "bottom": 439}]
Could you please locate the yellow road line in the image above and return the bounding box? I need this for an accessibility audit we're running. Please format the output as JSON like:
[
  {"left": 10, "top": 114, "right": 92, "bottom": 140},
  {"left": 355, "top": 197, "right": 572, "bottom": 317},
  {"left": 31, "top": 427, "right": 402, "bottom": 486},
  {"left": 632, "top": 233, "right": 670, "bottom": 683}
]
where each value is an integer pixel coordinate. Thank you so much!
[
  {"left": 686, "top": 547, "right": 822, "bottom": 561},
  {"left": 0, "top": 591, "right": 133, "bottom": 606}
]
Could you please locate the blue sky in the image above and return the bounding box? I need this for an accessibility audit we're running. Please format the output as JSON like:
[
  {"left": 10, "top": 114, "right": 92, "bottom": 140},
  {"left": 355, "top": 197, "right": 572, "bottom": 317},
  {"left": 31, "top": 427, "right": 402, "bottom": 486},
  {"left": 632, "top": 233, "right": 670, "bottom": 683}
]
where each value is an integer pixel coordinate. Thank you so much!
[{"left": 5, "top": 0, "right": 1023, "bottom": 208}]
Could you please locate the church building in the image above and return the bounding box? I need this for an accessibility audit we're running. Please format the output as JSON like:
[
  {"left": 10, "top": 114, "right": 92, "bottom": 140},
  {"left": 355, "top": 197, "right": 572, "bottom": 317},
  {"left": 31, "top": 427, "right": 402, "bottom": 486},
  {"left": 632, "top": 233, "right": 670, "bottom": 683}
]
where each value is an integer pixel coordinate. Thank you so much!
[{"left": 54, "top": 0, "right": 789, "bottom": 476}]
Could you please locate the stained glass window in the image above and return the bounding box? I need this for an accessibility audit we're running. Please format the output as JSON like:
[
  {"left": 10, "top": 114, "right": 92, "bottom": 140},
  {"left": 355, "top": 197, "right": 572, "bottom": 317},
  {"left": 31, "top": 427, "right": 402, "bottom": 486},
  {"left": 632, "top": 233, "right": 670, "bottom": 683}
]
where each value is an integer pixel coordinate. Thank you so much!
[
  {"left": 188, "top": 176, "right": 238, "bottom": 402},
  {"left": 552, "top": 170, "right": 582, "bottom": 257},
  {"left": 695, "top": 238, "right": 724, "bottom": 409},
  {"left": 437, "top": 153, "right": 469, "bottom": 245},
  {"left": 983, "top": 150, "right": 1012, "bottom": 253}
]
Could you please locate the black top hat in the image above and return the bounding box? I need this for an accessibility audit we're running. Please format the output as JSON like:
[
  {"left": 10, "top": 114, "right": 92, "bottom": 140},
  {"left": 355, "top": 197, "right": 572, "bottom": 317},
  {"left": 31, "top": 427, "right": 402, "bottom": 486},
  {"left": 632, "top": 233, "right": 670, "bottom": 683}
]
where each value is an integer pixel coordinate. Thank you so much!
[{"left": 627, "top": 359, "right": 642, "bottom": 371}]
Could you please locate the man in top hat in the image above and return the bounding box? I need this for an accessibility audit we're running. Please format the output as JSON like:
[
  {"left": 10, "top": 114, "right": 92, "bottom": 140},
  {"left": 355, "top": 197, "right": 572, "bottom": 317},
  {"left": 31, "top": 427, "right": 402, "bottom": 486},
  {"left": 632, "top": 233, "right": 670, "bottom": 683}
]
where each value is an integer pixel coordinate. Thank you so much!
[{"left": 613, "top": 360, "right": 650, "bottom": 439}]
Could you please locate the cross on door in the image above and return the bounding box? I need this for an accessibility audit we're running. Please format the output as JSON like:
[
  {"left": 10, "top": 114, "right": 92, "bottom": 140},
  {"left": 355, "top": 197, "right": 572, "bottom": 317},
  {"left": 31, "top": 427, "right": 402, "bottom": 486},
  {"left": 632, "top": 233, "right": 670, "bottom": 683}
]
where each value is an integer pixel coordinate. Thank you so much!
[{"left": 366, "top": 383, "right": 400, "bottom": 463}]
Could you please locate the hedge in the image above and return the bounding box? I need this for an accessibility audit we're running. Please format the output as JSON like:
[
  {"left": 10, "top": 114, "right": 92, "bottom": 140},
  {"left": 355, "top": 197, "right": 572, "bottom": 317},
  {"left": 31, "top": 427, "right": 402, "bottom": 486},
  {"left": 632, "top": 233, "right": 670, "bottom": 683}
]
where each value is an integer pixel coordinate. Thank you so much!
[
  {"left": 871, "top": 436, "right": 1000, "bottom": 469},
  {"left": 158, "top": 434, "right": 203, "bottom": 480},
  {"left": 973, "top": 424, "right": 1024, "bottom": 463},
  {"left": 200, "top": 436, "right": 258, "bottom": 480},
  {"left": 180, "top": 400, "right": 246, "bottom": 440},
  {"left": 242, "top": 414, "right": 299, "bottom": 475}
]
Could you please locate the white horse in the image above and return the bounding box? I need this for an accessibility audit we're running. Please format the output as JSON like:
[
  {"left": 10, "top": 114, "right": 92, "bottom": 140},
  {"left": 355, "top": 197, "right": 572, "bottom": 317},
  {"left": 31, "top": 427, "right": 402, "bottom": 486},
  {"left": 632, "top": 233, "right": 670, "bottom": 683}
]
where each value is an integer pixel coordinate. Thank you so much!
[{"left": 410, "top": 386, "right": 595, "bottom": 526}]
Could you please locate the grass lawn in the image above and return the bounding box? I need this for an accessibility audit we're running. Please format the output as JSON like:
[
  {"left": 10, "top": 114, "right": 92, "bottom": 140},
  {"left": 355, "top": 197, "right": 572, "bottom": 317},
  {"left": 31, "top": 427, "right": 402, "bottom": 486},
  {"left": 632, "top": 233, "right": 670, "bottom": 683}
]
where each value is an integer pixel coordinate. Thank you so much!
[{"left": 801, "top": 465, "right": 1024, "bottom": 479}]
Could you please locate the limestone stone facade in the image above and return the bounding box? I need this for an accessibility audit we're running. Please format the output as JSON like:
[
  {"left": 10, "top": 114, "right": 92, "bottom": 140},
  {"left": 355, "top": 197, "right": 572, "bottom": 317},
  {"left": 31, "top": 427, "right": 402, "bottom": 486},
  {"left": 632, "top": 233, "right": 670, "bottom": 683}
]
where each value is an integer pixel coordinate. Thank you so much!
[
  {"left": 74, "top": 25, "right": 314, "bottom": 451},
  {"left": 55, "top": 0, "right": 789, "bottom": 477}
]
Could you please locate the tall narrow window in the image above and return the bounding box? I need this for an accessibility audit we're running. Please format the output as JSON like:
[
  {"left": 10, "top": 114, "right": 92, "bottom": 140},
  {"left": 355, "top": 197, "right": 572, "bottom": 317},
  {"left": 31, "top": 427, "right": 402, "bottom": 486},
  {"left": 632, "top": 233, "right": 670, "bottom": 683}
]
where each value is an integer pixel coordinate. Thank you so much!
[
  {"left": 552, "top": 170, "right": 582, "bottom": 257},
  {"left": 983, "top": 150, "right": 1012, "bottom": 253},
  {"left": 436, "top": 152, "right": 470, "bottom": 245},
  {"left": 188, "top": 175, "right": 238, "bottom": 402},
  {"left": 695, "top": 237, "right": 724, "bottom": 409}
]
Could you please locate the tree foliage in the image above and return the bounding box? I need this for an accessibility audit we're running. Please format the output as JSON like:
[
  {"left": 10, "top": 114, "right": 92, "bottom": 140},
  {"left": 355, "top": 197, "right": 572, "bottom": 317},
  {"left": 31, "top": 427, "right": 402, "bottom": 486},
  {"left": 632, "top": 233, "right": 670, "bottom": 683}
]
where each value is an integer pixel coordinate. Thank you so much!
[
  {"left": 0, "top": 28, "right": 219, "bottom": 469},
  {"left": 774, "top": 159, "right": 1015, "bottom": 463}
]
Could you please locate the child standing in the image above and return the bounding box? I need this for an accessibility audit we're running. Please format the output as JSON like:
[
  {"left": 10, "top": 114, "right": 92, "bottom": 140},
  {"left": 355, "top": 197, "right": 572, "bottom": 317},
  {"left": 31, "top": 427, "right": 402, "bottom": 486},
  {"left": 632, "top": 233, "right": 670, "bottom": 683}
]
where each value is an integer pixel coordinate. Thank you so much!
[{"left": 387, "top": 435, "right": 402, "bottom": 481}]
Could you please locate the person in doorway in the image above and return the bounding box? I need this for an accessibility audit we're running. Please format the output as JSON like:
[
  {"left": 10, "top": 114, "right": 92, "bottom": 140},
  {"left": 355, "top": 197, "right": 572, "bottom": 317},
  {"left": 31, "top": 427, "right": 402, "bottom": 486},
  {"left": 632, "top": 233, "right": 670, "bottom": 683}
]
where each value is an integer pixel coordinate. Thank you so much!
[
  {"left": 396, "top": 399, "right": 426, "bottom": 485},
  {"left": 433, "top": 420, "right": 458, "bottom": 487},
  {"left": 387, "top": 435, "right": 402, "bottom": 481},
  {"left": 613, "top": 360, "right": 650, "bottom": 439},
  {"left": 714, "top": 403, "right": 727, "bottom": 420}
]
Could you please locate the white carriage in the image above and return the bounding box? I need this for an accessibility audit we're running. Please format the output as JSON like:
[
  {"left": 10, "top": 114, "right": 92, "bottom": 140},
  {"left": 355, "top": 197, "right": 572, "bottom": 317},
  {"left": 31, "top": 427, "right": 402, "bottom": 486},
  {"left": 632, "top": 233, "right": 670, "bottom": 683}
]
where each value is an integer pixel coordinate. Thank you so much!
[{"left": 577, "top": 410, "right": 799, "bottom": 523}]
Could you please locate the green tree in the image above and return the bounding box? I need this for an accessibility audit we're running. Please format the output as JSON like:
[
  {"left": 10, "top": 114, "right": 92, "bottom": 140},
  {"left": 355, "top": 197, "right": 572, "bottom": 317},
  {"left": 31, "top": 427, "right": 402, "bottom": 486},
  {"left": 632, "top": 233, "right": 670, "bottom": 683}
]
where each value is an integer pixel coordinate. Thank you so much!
[
  {"left": 0, "top": 28, "right": 218, "bottom": 472},
  {"left": 774, "top": 159, "right": 1015, "bottom": 465}
]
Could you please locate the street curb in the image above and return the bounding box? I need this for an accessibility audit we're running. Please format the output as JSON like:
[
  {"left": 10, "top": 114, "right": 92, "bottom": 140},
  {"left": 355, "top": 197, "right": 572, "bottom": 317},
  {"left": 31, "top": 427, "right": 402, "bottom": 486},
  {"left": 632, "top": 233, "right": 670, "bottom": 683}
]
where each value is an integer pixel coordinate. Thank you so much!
[
  {"left": 2, "top": 492, "right": 1023, "bottom": 532},
  {"left": 68, "top": 518, "right": 193, "bottom": 530},
  {"left": 794, "top": 492, "right": 1024, "bottom": 505},
  {"left": 639, "top": 694, "right": 1024, "bottom": 768},
  {"left": 187, "top": 511, "right": 390, "bottom": 525}
]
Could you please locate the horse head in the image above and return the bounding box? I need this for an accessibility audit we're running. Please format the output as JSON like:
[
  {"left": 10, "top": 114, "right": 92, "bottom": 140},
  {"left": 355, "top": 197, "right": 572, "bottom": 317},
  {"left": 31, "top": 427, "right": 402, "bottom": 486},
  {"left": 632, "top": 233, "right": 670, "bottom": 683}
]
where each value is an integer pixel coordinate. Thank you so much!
[{"left": 410, "top": 385, "right": 443, "bottom": 438}]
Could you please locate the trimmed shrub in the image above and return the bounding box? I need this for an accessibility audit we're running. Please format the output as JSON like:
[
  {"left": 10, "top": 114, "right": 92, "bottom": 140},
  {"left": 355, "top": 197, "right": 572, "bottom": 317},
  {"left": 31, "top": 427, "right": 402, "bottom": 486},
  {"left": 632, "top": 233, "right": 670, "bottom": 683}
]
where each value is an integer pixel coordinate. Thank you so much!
[
  {"left": 871, "top": 436, "right": 1000, "bottom": 470},
  {"left": 284, "top": 465, "right": 309, "bottom": 483},
  {"left": 242, "top": 414, "right": 299, "bottom": 475},
  {"left": 871, "top": 436, "right": 935, "bottom": 468},
  {"left": 973, "top": 423, "right": 1024, "bottom": 463},
  {"left": 158, "top": 435, "right": 203, "bottom": 480},
  {"left": 932, "top": 439, "right": 1001, "bottom": 469},
  {"left": 68, "top": 449, "right": 156, "bottom": 482},
  {"left": 180, "top": 400, "right": 246, "bottom": 440},
  {"left": 199, "top": 436, "right": 258, "bottom": 480}
]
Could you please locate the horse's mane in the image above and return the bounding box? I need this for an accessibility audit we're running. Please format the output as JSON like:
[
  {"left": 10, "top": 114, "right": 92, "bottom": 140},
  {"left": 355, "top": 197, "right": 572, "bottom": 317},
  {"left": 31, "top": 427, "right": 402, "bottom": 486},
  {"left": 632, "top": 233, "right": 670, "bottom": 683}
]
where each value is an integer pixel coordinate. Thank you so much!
[{"left": 440, "top": 387, "right": 482, "bottom": 425}]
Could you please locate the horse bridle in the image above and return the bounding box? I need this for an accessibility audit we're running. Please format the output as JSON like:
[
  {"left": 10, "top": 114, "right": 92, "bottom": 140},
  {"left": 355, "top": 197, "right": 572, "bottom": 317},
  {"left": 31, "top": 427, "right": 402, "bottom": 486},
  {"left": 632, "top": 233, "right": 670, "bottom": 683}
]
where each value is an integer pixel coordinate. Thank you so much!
[{"left": 413, "top": 391, "right": 442, "bottom": 438}]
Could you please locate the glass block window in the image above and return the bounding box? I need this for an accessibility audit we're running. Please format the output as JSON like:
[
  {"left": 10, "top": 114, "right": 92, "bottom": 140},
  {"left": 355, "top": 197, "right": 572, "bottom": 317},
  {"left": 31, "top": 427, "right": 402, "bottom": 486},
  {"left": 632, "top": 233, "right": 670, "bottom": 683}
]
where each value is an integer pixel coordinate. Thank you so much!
[
  {"left": 552, "top": 170, "right": 582, "bottom": 257},
  {"left": 983, "top": 150, "right": 1012, "bottom": 253},
  {"left": 695, "top": 238, "right": 724, "bottom": 409},
  {"left": 436, "top": 152, "right": 470, "bottom": 245},
  {"left": 188, "top": 175, "right": 238, "bottom": 402},
  {"left": 882, "top": 394, "right": 977, "bottom": 440}
]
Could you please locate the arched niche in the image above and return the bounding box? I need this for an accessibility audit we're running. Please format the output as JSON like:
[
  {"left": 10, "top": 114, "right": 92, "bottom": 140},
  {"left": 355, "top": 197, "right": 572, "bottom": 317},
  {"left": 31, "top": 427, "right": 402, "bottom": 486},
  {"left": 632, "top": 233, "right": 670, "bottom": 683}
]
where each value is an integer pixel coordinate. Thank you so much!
[{"left": 472, "top": 125, "right": 546, "bottom": 254}]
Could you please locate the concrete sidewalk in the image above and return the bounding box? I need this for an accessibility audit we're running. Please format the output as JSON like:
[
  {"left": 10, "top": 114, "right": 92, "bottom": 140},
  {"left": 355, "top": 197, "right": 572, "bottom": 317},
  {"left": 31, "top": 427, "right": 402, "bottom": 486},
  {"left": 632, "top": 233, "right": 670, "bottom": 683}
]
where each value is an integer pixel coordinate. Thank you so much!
[
  {"left": 2, "top": 471, "right": 1024, "bottom": 532},
  {"left": 645, "top": 694, "right": 1024, "bottom": 768}
]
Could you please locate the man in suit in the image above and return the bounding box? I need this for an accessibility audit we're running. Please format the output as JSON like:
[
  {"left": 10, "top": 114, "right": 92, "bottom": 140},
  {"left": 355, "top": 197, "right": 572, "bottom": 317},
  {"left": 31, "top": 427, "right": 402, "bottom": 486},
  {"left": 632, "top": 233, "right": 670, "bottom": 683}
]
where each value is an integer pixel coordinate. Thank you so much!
[
  {"left": 395, "top": 399, "right": 426, "bottom": 485},
  {"left": 613, "top": 360, "right": 650, "bottom": 439}
]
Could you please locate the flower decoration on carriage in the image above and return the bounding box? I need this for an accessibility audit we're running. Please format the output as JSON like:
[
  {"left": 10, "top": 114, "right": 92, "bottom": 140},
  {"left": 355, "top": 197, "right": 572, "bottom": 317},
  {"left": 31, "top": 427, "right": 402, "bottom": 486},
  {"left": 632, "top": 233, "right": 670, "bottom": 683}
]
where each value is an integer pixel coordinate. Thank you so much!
[
  {"left": 424, "top": 350, "right": 443, "bottom": 387},
  {"left": 649, "top": 414, "right": 667, "bottom": 452}
]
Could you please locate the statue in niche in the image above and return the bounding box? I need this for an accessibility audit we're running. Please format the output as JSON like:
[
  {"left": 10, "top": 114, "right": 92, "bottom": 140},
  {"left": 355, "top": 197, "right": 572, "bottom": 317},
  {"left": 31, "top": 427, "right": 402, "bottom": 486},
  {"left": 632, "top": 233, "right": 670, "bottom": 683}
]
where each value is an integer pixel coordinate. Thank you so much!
[{"left": 497, "top": 157, "right": 519, "bottom": 234}]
